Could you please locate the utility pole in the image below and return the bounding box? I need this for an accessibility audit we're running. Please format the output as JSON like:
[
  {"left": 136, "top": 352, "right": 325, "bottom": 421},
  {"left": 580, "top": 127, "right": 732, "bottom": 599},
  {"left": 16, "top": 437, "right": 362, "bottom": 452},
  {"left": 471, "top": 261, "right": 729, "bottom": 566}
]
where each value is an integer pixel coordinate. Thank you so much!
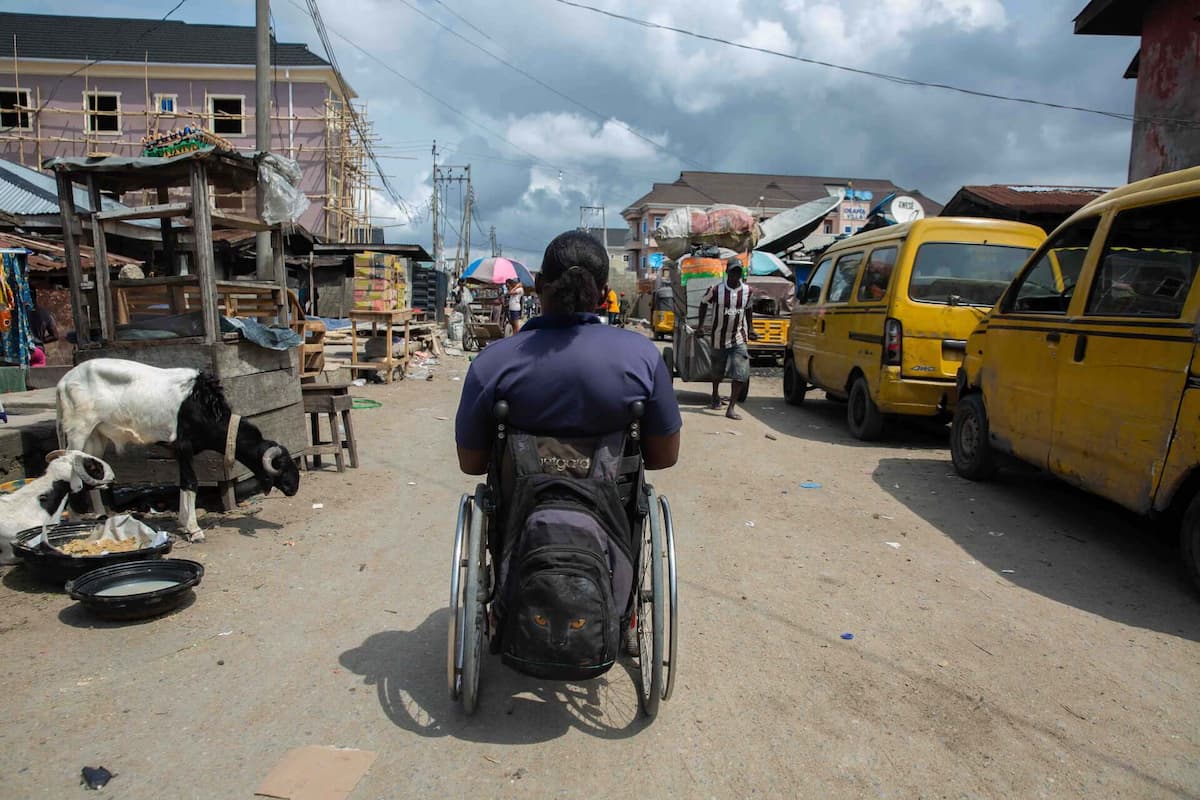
[
  {"left": 254, "top": 0, "right": 272, "bottom": 279},
  {"left": 489, "top": 226, "right": 497, "bottom": 257},
  {"left": 580, "top": 203, "right": 608, "bottom": 252},
  {"left": 460, "top": 166, "right": 472, "bottom": 277},
  {"left": 431, "top": 140, "right": 440, "bottom": 273}
]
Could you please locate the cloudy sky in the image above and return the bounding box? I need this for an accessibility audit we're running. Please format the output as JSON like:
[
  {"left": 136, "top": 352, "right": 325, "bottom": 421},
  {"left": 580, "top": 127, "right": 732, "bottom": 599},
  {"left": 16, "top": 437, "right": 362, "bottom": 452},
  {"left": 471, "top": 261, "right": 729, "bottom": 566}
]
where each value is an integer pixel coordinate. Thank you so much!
[{"left": 38, "top": 0, "right": 1139, "bottom": 266}]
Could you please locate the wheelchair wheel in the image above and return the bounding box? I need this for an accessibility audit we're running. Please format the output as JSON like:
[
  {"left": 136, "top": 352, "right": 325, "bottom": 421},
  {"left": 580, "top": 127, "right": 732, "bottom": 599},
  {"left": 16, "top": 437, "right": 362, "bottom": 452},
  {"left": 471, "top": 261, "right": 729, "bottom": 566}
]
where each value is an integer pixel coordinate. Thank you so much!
[
  {"left": 448, "top": 488, "right": 488, "bottom": 713},
  {"left": 637, "top": 486, "right": 665, "bottom": 717}
]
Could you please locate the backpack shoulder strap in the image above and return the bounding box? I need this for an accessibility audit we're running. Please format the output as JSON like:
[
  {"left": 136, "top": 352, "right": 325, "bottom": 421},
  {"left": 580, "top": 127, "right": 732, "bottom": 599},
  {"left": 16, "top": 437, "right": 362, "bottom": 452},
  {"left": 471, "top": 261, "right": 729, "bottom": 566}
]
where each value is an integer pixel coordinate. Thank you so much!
[{"left": 506, "top": 431, "right": 543, "bottom": 477}]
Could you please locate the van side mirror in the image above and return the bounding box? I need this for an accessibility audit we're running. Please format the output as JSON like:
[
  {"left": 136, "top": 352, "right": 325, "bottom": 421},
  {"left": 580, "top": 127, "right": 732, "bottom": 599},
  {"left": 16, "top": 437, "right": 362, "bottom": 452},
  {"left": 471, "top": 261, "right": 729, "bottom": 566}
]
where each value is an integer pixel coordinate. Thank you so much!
[{"left": 806, "top": 285, "right": 822, "bottom": 304}]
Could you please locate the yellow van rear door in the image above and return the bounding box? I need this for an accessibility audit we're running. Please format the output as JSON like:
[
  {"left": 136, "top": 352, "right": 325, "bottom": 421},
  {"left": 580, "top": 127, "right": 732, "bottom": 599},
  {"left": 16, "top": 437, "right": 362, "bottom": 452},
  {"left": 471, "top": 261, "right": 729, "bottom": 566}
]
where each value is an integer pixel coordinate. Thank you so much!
[
  {"left": 1049, "top": 198, "right": 1200, "bottom": 512},
  {"left": 902, "top": 241, "right": 1037, "bottom": 382},
  {"left": 984, "top": 219, "right": 1101, "bottom": 467}
]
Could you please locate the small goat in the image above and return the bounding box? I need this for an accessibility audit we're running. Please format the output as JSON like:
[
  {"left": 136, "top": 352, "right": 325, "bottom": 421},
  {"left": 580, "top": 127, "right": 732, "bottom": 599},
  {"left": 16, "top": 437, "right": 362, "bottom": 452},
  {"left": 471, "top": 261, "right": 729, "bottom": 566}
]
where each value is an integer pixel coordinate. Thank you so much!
[
  {"left": 56, "top": 359, "right": 301, "bottom": 541},
  {"left": 0, "top": 450, "right": 115, "bottom": 564}
]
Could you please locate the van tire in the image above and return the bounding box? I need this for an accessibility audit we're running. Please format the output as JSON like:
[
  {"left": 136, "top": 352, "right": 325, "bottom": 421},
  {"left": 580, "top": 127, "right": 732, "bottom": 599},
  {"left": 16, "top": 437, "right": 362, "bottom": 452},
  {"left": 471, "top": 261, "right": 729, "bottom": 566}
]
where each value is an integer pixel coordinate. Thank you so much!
[
  {"left": 847, "top": 376, "right": 884, "bottom": 440},
  {"left": 1180, "top": 493, "right": 1200, "bottom": 594},
  {"left": 783, "top": 354, "right": 807, "bottom": 406},
  {"left": 951, "top": 394, "right": 997, "bottom": 481}
]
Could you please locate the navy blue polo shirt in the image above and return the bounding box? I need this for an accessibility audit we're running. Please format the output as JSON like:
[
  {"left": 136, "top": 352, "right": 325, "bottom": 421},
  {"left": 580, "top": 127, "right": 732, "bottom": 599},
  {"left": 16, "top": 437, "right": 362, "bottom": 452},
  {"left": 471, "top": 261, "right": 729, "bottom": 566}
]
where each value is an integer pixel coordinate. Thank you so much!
[{"left": 455, "top": 313, "right": 682, "bottom": 450}]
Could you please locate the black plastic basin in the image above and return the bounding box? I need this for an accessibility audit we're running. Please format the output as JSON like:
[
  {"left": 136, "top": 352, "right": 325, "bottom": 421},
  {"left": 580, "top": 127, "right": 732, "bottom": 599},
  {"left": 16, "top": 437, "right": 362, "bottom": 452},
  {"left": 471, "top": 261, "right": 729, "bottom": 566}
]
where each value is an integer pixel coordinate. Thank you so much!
[
  {"left": 66, "top": 559, "right": 204, "bottom": 621},
  {"left": 12, "top": 522, "right": 173, "bottom": 586}
]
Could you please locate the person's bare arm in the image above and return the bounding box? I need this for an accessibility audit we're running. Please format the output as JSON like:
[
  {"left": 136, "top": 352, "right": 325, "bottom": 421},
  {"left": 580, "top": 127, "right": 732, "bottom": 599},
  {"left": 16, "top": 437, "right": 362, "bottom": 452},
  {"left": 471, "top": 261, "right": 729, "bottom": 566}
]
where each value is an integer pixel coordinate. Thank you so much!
[
  {"left": 457, "top": 446, "right": 489, "bottom": 475},
  {"left": 642, "top": 431, "right": 680, "bottom": 470}
]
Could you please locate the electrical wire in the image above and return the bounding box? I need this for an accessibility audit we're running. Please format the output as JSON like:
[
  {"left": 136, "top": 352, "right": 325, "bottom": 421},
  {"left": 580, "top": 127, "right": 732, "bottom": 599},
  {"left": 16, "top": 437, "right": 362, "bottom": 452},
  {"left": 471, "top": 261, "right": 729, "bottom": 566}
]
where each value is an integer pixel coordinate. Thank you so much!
[
  {"left": 303, "top": 0, "right": 417, "bottom": 221},
  {"left": 28, "top": 0, "right": 191, "bottom": 116},
  {"left": 430, "top": 0, "right": 495, "bottom": 43},
  {"left": 285, "top": 0, "right": 566, "bottom": 175},
  {"left": 395, "top": 0, "right": 706, "bottom": 169},
  {"left": 549, "top": 0, "right": 1200, "bottom": 130}
]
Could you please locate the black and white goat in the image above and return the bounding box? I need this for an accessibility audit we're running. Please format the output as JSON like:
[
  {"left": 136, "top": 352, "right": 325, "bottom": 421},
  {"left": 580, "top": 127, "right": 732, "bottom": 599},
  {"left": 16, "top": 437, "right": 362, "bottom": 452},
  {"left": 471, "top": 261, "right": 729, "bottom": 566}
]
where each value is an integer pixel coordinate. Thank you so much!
[
  {"left": 56, "top": 359, "right": 300, "bottom": 541},
  {"left": 0, "top": 450, "right": 115, "bottom": 564}
]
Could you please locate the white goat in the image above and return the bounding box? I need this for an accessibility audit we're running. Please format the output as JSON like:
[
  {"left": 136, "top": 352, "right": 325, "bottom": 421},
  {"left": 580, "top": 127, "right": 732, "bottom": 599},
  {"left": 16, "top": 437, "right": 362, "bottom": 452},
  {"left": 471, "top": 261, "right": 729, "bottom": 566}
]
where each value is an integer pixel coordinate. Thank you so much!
[
  {"left": 56, "top": 359, "right": 300, "bottom": 541},
  {"left": 0, "top": 450, "right": 115, "bottom": 564}
]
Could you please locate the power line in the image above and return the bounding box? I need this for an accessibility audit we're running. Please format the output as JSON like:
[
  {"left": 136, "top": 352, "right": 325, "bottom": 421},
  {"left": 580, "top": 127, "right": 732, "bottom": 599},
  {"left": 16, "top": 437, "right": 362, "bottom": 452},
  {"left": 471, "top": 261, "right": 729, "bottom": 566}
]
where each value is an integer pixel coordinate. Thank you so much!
[
  {"left": 549, "top": 0, "right": 1200, "bottom": 130},
  {"left": 303, "top": 0, "right": 416, "bottom": 222},
  {"left": 396, "top": 0, "right": 706, "bottom": 168},
  {"left": 29, "top": 0, "right": 191, "bottom": 115},
  {"left": 430, "top": 0, "right": 495, "bottom": 43},
  {"left": 285, "top": 0, "right": 566, "bottom": 175}
]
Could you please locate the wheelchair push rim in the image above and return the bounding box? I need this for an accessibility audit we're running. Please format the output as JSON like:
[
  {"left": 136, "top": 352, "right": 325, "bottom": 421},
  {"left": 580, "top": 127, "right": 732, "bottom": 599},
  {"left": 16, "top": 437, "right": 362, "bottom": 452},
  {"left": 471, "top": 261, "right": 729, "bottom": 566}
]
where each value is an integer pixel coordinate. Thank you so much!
[
  {"left": 660, "top": 493, "right": 679, "bottom": 702},
  {"left": 447, "top": 494, "right": 471, "bottom": 701},
  {"left": 460, "top": 487, "right": 488, "bottom": 714},
  {"left": 636, "top": 486, "right": 665, "bottom": 717}
]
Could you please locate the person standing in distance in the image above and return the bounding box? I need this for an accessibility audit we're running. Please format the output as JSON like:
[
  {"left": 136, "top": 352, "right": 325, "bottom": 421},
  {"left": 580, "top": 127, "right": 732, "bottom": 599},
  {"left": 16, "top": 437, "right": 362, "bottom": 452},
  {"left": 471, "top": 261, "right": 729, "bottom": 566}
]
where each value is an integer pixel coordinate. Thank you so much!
[{"left": 697, "top": 257, "right": 757, "bottom": 420}]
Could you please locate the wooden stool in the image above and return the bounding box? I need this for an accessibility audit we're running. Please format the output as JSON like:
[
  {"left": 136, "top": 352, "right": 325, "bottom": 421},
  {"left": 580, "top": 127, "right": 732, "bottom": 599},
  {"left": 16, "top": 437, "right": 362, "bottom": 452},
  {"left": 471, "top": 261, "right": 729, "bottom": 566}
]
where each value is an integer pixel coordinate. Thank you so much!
[{"left": 301, "top": 383, "right": 360, "bottom": 472}]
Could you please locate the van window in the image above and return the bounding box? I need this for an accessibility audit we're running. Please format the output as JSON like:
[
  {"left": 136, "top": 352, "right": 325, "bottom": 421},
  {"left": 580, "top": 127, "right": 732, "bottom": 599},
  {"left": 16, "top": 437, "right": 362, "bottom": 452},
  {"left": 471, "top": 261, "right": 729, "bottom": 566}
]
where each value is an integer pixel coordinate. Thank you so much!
[
  {"left": 801, "top": 257, "right": 833, "bottom": 304},
  {"left": 827, "top": 253, "right": 864, "bottom": 304},
  {"left": 909, "top": 242, "right": 1035, "bottom": 307},
  {"left": 1085, "top": 196, "right": 1200, "bottom": 319},
  {"left": 1006, "top": 218, "right": 1100, "bottom": 314},
  {"left": 858, "top": 246, "right": 897, "bottom": 302}
]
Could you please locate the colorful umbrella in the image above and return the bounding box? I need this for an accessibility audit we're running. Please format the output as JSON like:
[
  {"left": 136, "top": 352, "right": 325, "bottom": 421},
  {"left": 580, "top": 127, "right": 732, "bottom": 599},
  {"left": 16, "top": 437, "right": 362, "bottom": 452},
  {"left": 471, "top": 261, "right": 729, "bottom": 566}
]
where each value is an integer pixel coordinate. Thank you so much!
[
  {"left": 463, "top": 256, "right": 535, "bottom": 286},
  {"left": 749, "top": 250, "right": 792, "bottom": 278}
]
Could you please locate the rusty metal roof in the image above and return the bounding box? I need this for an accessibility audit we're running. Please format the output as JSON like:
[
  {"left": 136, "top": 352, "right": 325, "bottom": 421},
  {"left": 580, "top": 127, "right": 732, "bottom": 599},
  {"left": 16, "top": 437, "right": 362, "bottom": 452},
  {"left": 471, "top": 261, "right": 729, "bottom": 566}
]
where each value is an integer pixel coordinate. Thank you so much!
[
  {"left": 622, "top": 171, "right": 943, "bottom": 217},
  {"left": 1074, "top": 0, "right": 1146, "bottom": 35},
  {"left": 942, "top": 185, "right": 1111, "bottom": 216}
]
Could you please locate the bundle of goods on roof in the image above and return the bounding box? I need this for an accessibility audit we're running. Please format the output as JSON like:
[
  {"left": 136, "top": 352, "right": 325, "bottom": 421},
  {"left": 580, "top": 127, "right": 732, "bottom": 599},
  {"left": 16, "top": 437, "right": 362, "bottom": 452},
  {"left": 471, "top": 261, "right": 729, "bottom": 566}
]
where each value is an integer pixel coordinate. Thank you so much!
[
  {"left": 653, "top": 205, "right": 761, "bottom": 260},
  {"left": 141, "top": 126, "right": 235, "bottom": 158}
]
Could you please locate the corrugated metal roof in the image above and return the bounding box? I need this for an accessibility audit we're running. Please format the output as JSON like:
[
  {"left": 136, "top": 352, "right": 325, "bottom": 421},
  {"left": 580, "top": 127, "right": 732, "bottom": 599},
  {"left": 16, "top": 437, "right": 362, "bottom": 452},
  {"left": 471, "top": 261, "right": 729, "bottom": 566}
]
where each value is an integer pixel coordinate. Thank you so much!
[
  {"left": 622, "top": 171, "right": 943, "bottom": 217},
  {"left": 945, "top": 184, "right": 1111, "bottom": 215},
  {"left": 0, "top": 12, "right": 329, "bottom": 66},
  {"left": 0, "top": 158, "right": 157, "bottom": 226}
]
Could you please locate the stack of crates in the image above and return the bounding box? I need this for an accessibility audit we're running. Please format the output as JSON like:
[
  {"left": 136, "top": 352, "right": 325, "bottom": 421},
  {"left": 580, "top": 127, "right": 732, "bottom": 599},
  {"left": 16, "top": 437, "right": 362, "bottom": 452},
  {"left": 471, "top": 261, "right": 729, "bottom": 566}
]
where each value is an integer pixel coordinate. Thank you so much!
[{"left": 353, "top": 252, "right": 407, "bottom": 311}]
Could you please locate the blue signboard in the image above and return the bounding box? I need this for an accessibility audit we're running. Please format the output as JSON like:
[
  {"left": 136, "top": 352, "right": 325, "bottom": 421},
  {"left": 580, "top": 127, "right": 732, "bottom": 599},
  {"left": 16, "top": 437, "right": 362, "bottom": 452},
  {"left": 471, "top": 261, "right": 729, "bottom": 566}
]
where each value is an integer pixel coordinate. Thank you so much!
[{"left": 648, "top": 252, "right": 665, "bottom": 270}]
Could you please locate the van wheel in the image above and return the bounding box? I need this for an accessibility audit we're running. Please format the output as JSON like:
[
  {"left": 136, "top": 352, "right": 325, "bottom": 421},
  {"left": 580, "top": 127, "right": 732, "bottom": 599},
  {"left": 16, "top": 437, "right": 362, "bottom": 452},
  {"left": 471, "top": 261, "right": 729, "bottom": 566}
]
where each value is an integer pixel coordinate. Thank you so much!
[
  {"left": 1180, "top": 493, "right": 1200, "bottom": 594},
  {"left": 783, "top": 355, "right": 807, "bottom": 406},
  {"left": 847, "top": 376, "right": 884, "bottom": 441},
  {"left": 662, "top": 347, "right": 675, "bottom": 384},
  {"left": 951, "top": 394, "right": 997, "bottom": 481}
]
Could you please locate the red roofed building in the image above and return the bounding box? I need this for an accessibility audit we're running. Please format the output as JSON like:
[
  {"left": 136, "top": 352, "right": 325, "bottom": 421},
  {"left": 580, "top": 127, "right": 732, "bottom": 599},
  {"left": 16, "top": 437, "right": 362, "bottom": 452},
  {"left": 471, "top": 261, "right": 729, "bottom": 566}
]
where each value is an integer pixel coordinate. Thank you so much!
[
  {"left": 940, "top": 185, "right": 1112, "bottom": 232},
  {"left": 1075, "top": 0, "right": 1200, "bottom": 181}
]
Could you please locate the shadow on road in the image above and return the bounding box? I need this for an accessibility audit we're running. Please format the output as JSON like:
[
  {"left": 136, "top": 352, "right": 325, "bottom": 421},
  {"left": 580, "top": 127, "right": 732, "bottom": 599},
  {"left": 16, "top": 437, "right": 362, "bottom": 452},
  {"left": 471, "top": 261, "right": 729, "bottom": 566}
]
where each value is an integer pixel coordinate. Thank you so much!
[
  {"left": 339, "top": 608, "right": 649, "bottom": 743},
  {"left": 873, "top": 457, "right": 1200, "bottom": 641}
]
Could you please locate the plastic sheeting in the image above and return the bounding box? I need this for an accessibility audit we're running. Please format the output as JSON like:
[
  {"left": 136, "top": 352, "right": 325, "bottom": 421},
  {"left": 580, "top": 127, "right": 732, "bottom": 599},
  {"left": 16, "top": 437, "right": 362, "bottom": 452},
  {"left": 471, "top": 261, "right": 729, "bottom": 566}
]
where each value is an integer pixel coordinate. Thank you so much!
[{"left": 259, "top": 154, "right": 310, "bottom": 226}]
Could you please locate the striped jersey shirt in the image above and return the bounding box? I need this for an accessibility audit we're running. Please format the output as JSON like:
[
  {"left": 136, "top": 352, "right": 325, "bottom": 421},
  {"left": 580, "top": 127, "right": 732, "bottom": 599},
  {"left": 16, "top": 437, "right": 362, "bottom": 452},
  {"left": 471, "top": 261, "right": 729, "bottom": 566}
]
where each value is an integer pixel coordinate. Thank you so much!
[{"left": 702, "top": 282, "right": 752, "bottom": 349}]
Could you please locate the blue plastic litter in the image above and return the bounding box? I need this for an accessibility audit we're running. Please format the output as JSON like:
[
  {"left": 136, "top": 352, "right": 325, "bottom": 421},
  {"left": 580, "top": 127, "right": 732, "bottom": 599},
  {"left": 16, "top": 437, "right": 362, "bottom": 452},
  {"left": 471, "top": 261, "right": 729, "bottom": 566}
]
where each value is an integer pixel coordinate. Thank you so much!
[
  {"left": 840, "top": 632, "right": 854, "bottom": 640},
  {"left": 800, "top": 481, "right": 822, "bottom": 489}
]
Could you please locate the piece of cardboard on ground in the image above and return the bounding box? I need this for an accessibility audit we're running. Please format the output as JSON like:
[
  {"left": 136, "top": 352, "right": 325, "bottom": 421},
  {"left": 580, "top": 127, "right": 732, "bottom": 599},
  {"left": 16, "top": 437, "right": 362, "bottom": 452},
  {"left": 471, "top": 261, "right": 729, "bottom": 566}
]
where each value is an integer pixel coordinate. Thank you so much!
[{"left": 255, "top": 746, "right": 377, "bottom": 800}]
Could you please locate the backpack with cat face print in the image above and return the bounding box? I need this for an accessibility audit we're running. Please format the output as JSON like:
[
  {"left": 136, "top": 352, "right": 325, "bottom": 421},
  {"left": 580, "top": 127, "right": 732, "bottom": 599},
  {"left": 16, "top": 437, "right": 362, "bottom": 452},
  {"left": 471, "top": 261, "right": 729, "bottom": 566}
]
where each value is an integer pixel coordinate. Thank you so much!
[{"left": 495, "top": 430, "right": 636, "bottom": 681}]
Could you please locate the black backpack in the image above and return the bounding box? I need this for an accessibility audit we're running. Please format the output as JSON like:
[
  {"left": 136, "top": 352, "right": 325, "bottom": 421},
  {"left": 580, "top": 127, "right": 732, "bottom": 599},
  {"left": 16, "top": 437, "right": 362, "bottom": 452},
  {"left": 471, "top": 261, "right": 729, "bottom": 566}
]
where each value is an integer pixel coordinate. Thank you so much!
[{"left": 495, "top": 430, "right": 635, "bottom": 681}]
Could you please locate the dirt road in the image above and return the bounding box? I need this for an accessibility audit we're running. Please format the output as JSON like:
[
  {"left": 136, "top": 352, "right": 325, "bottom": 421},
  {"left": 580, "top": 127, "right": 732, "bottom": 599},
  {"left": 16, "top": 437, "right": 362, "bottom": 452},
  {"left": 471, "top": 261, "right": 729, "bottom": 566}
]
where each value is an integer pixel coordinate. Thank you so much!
[{"left": 2, "top": 350, "right": 1198, "bottom": 799}]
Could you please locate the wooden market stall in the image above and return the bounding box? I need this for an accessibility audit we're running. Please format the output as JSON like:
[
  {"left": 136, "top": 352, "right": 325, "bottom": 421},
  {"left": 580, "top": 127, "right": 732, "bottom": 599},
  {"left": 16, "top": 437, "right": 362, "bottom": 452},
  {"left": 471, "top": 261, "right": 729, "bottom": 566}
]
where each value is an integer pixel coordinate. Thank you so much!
[{"left": 45, "top": 149, "right": 306, "bottom": 508}]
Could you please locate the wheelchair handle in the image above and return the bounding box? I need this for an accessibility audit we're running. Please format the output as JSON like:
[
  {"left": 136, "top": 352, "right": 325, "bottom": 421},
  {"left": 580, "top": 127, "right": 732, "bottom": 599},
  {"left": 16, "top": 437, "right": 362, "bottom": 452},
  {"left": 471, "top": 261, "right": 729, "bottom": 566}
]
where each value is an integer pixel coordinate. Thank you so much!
[
  {"left": 630, "top": 400, "right": 645, "bottom": 420},
  {"left": 494, "top": 400, "right": 509, "bottom": 422}
]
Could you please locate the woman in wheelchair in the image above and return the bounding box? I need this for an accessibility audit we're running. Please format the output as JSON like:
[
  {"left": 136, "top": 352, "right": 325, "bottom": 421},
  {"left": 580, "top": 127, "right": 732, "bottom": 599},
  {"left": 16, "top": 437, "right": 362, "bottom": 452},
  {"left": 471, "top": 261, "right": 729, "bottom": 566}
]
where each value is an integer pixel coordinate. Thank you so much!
[{"left": 451, "top": 231, "right": 681, "bottom": 707}]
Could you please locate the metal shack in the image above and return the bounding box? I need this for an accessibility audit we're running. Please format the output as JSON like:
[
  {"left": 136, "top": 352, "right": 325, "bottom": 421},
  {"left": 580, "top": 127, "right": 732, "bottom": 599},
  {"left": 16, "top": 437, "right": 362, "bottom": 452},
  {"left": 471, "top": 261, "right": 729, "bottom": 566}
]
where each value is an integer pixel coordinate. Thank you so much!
[{"left": 45, "top": 149, "right": 305, "bottom": 509}]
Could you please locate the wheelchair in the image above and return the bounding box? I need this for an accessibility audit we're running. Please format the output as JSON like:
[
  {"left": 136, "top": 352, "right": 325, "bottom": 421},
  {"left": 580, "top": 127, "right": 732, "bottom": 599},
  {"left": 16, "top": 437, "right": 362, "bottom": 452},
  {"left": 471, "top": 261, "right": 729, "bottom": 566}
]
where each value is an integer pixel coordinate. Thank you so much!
[{"left": 448, "top": 400, "right": 678, "bottom": 717}]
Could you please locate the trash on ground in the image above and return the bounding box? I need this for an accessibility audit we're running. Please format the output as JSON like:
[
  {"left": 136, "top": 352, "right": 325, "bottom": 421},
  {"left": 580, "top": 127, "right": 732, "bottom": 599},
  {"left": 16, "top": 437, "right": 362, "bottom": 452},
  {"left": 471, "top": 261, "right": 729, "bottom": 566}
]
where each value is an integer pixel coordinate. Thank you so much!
[
  {"left": 872, "top": 513, "right": 895, "bottom": 520},
  {"left": 745, "top": 521, "right": 756, "bottom": 528},
  {"left": 800, "top": 481, "right": 822, "bottom": 489},
  {"left": 885, "top": 541, "right": 902, "bottom": 549},
  {"left": 1001, "top": 569, "right": 1016, "bottom": 574},
  {"left": 255, "top": 746, "right": 377, "bottom": 800},
  {"left": 311, "top": 503, "right": 324, "bottom": 510},
  {"left": 407, "top": 481, "right": 416, "bottom": 486},
  {"left": 937, "top": 660, "right": 949, "bottom": 668},
  {"left": 351, "top": 379, "right": 366, "bottom": 387},
  {"left": 988, "top": 530, "right": 1005, "bottom": 537},
  {"left": 840, "top": 632, "right": 854, "bottom": 640},
  {"left": 81, "top": 766, "right": 114, "bottom": 789},
  {"left": 765, "top": 433, "right": 778, "bottom": 441}
]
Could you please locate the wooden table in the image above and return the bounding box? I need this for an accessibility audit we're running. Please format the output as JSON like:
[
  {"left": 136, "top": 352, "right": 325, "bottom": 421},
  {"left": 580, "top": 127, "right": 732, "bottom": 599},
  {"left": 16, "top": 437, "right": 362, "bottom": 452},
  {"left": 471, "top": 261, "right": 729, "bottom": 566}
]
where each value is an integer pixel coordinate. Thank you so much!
[{"left": 347, "top": 308, "right": 415, "bottom": 384}]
